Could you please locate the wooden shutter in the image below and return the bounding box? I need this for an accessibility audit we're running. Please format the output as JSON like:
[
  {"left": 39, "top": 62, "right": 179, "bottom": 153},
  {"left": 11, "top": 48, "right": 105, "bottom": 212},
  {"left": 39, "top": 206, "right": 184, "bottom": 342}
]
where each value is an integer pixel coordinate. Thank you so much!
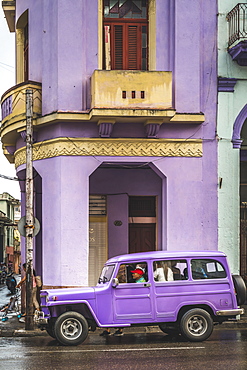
[
  {"left": 127, "top": 25, "right": 138, "bottom": 70},
  {"left": 114, "top": 25, "right": 123, "bottom": 69},
  {"left": 106, "top": 21, "right": 146, "bottom": 70}
]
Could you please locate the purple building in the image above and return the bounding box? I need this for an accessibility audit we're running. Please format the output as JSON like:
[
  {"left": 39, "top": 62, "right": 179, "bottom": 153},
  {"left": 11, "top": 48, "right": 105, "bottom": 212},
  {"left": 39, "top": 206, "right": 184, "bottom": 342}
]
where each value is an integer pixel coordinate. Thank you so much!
[{"left": 1, "top": 0, "right": 218, "bottom": 287}]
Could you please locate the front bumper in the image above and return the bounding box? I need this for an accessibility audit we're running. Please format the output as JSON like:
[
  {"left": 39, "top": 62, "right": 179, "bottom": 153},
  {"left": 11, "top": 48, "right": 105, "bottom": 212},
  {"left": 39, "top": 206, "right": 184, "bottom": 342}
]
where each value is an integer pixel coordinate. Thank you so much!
[
  {"left": 216, "top": 308, "right": 244, "bottom": 316},
  {"left": 34, "top": 310, "right": 49, "bottom": 325}
]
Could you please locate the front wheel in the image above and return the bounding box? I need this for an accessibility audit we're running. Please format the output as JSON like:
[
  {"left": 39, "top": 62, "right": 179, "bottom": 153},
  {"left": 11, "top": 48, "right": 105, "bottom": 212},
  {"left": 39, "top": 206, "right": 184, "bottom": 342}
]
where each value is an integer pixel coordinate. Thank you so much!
[
  {"left": 46, "top": 318, "right": 56, "bottom": 338},
  {"left": 54, "top": 311, "right": 88, "bottom": 346},
  {"left": 180, "top": 308, "right": 213, "bottom": 342}
]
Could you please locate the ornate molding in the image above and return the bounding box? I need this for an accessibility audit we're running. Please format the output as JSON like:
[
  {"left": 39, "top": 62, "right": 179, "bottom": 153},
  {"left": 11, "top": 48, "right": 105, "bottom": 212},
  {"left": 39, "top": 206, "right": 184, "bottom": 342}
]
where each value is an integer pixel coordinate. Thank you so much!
[
  {"left": 14, "top": 137, "right": 203, "bottom": 168},
  {"left": 228, "top": 41, "right": 247, "bottom": 66},
  {"left": 218, "top": 77, "right": 237, "bottom": 92}
]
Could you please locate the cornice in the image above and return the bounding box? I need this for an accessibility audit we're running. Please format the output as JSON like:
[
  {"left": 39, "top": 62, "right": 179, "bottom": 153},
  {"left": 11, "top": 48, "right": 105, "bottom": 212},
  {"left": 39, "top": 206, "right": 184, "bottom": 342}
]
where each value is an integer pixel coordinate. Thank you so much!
[{"left": 14, "top": 137, "right": 203, "bottom": 168}]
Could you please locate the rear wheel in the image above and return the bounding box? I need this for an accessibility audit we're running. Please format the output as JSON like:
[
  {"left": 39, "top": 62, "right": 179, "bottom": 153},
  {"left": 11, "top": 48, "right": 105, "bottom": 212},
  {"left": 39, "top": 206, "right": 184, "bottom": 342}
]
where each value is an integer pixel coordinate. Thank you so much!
[
  {"left": 54, "top": 311, "right": 88, "bottom": 346},
  {"left": 180, "top": 308, "right": 213, "bottom": 342},
  {"left": 232, "top": 275, "right": 246, "bottom": 306}
]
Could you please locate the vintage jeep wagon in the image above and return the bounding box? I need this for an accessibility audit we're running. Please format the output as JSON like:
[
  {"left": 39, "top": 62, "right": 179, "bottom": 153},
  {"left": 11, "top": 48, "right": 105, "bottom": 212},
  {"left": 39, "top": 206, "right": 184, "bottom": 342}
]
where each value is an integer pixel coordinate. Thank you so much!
[{"left": 36, "top": 251, "right": 246, "bottom": 345}]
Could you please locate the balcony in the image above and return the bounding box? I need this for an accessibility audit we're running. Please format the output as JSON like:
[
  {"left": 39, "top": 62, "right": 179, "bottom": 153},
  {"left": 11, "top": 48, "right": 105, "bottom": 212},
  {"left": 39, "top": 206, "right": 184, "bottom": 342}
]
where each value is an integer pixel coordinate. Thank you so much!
[
  {"left": 2, "top": 1, "right": 16, "bottom": 32},
  {"left": 1, "top": 72, "right": 205, "bottom": 159},
  {"left": 227, "top": 3, "right": 247, "bottom": 65},
  {"left": 0, "top": 81, "right": 42, "bottom": 149},
  {"left": 90, "top": 70, "right": 204, "bottom": 137},
  {"left": 91, "top": 70, "right": 173, "bottom": 111},
  {"left": 91, "top": 70, "right": 176, "bottom": 137}
]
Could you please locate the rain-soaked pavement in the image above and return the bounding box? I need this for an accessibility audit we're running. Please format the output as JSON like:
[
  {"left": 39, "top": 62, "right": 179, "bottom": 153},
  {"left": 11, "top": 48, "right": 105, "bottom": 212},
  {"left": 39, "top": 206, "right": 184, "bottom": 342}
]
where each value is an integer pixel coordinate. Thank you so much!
[
  {"left": 0, "top": 277, "right": 247, "bottom": 369},
  {"left": 0, "top": 327, "right": 247, "bottom": 369}
]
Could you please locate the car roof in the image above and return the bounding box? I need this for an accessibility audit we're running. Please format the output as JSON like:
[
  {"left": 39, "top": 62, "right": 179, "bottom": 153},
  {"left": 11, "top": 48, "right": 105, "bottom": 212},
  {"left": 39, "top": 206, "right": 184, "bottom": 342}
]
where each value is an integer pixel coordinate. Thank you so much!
[{"left": 106, "top": 250, "right": 226, "bottom": 264}]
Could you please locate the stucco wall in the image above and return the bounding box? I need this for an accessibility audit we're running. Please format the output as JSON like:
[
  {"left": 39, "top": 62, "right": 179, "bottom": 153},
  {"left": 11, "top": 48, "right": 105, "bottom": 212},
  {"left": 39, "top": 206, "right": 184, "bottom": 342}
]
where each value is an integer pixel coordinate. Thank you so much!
[{"left": 217, "top": 0, "right": 247, "bottom": 273}]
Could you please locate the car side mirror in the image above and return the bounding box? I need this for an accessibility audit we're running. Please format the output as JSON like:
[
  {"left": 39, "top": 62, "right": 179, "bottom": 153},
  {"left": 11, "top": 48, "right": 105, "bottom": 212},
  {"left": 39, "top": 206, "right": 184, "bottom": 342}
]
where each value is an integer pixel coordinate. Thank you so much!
[{"left": 112, "top": 278, "right": 119, "bottom": 288}]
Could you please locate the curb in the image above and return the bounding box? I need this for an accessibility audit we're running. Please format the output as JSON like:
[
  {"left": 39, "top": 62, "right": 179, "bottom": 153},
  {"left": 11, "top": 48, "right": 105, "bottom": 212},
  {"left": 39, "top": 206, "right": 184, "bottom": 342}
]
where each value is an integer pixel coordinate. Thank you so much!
[
  {"left": 0, "top": 328, "right": 48, "bottom": 337},
  {"left": 13, "top": 329, "right": 48, "bottom": 337}
]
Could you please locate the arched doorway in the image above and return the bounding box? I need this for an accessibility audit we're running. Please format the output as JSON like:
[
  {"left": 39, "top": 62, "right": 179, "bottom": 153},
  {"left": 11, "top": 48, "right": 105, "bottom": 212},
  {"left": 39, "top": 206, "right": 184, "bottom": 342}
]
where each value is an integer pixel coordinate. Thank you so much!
[
  {"left": 240, "top": 118, "right": 247, "bottom": 281},
  {"left": 233, "top": 106, "right": 247, "bottom": 280},
  {"left": 89, "top": 162, "right": 164, "bottom": 285}
]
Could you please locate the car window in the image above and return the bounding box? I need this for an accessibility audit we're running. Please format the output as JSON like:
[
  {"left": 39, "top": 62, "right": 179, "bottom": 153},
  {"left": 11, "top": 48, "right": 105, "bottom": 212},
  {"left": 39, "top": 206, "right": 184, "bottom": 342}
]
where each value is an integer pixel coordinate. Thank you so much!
[
  {"left": 191, "top": 259, "right": 227, "bottom": 280},
  {"left": 98, "top": 264, "right": 115, "bottom": 284},
  {"left": 116, "top": 262, "right": 148, "bottom": 283},
  {"left": 153, "top": 260, "right": 188, "bottom": 281}
]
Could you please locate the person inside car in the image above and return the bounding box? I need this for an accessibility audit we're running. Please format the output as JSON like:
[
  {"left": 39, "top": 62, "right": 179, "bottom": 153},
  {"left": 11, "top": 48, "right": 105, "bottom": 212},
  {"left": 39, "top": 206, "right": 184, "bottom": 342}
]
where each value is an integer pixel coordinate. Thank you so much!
[
  {"left": 154, "top": 261, "right": 174, "bottom": 282},
  {"left": 131, "top": 267, "right": 146, "bottom": 283}
]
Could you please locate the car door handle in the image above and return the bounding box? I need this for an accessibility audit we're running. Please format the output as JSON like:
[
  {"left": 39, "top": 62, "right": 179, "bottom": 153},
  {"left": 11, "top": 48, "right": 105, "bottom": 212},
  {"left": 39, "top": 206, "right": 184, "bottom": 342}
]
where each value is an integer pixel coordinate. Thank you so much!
[{"left": 144, "top": 283, "right": 151, "bottom": 287}]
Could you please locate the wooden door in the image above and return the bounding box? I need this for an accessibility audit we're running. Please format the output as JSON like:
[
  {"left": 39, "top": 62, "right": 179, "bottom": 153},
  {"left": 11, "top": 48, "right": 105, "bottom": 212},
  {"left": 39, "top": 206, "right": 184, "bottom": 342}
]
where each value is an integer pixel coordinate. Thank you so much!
[{"left": 129, "top": 223, "right": 155, "bottom": 254}]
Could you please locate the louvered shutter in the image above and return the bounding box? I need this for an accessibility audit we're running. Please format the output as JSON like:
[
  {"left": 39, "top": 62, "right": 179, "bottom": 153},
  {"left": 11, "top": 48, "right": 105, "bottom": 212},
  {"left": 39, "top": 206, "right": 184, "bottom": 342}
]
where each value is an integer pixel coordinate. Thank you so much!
[
  {"left": 127, "top": 25, "right": 138, "bottom": 70},
  {"left": 89, "top": 218, "right": 107, "bottom": 286},
  {"left": 105, "top": 21, "right": 147, "bottom": 70},
  {"left": 114, "top": 25, "right": 123, "bottom": 69}
]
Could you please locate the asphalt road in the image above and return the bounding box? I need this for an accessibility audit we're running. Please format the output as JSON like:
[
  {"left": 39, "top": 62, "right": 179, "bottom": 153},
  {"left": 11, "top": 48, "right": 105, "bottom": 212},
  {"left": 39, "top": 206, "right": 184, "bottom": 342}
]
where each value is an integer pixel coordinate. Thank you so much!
[{"left": 0, "top": 327, "right": 246, "bottom": 370}]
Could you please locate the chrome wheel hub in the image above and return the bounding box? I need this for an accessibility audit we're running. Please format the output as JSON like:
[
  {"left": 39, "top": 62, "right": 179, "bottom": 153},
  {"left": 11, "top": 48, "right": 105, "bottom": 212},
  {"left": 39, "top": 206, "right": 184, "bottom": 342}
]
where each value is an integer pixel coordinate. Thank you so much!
[
  {"left": 61, "top": 318, "right": 82, "bottom": 340},
  {"left": 187, "top": 315, "right": 207, "bottom": 335}
]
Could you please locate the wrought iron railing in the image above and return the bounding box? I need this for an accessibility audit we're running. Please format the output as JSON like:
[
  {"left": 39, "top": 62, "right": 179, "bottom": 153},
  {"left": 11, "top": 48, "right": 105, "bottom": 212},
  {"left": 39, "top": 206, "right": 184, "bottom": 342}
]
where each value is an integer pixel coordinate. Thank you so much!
[{"left": 227, "top": 3, "right": 247, "bottom": 47}]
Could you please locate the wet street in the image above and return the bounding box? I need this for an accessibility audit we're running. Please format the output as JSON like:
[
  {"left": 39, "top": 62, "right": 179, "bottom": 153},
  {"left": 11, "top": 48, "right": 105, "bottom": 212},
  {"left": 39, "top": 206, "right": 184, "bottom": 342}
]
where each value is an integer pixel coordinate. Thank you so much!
[
  {"left": 1, "top": 280, "right": 247, "bottom": 369},
  {"left": 0, "top": 328, "right": 246, "bottom": 370}
]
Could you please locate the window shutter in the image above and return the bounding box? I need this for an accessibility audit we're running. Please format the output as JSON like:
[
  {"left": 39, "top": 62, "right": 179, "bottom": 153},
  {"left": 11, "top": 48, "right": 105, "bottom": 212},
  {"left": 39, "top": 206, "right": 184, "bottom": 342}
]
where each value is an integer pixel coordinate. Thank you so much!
[
  {"left": 114, "top": 25, "right": 123, "bottom": 69},
  {"left": 127, "top": 25, "right": 138, "bottom": 70},
  {"left": 89, "top": 218, "right": 107, "bottom": 286},
  {"left": 106, "top": 21, "right": 146, "bottom": 70}
]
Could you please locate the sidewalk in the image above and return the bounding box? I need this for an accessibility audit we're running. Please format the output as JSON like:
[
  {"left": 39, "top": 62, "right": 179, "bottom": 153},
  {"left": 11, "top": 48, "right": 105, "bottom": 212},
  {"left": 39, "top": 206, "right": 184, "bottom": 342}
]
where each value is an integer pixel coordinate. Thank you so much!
[{"left": 1, "top": 305, "right": 247, "bottom": 338}]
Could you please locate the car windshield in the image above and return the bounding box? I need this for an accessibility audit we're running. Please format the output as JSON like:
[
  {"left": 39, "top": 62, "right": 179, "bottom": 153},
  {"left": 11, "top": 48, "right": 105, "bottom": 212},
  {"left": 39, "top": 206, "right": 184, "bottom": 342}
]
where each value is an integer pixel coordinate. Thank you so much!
[{"left": 98, "top": 264, "right": 115, "bottom": 284}]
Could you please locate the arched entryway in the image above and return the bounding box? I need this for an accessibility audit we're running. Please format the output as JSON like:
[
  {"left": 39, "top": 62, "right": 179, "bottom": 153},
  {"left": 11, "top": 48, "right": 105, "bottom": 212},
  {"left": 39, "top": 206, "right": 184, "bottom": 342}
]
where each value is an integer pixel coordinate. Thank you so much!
[
  {"left": 233, "top": 104, "right": 247, "bottom": 280},
  {"left": 89, "top": 162, "right": 165, "bottom": 285}
]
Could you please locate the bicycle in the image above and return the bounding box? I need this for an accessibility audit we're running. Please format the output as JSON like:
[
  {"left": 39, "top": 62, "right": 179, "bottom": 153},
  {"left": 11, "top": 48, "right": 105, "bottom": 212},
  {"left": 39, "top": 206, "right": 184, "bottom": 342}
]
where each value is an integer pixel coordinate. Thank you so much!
[{"left": 0, "top": 288, "right": 22, "bottom": 322}]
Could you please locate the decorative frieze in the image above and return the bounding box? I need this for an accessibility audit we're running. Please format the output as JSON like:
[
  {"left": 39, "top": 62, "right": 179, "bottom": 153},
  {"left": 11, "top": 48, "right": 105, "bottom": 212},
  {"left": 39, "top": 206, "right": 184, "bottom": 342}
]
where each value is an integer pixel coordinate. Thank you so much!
[{"left": 14, "top": 137, "right": 203, "bottom": 168}]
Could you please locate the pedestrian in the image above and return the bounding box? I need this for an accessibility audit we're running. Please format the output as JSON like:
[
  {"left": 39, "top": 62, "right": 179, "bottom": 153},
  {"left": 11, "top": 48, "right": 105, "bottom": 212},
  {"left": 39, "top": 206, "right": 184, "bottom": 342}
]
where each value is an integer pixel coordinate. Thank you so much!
[{"left": 16, "top": 263, "right": 40, "bottom": 312}]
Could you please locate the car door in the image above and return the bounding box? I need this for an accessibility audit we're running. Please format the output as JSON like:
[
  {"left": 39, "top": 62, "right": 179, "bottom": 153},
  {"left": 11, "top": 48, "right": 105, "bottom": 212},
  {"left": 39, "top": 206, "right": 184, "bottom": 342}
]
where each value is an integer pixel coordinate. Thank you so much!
[
  {"left": 112, "top": 262, "right": 153, "bottom": 323},
  {"left": 153, "top": 259, "right": 189, "bottom": 321}
]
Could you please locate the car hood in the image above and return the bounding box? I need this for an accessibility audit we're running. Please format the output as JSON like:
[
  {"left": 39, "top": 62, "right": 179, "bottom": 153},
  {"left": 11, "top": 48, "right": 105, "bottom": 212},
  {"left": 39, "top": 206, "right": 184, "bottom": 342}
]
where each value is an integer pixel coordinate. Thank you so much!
[{"left": 41, "top": 287, "right": 96, "bottom": 303}]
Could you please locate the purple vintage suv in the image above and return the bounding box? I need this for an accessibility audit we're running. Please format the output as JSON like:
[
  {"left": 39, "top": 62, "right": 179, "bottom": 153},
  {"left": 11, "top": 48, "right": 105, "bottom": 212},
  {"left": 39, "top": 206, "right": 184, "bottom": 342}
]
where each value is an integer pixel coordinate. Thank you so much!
[{"left": 35, "top": 251, "right": 246, "bottom": 345}]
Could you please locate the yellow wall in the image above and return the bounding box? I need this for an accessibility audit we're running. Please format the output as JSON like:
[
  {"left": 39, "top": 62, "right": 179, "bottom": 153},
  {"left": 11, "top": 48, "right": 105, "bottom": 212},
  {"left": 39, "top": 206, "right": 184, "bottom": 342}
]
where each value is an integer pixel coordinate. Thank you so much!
[{"left": 91, "top": 70, "right": 172, "bottom": 109}]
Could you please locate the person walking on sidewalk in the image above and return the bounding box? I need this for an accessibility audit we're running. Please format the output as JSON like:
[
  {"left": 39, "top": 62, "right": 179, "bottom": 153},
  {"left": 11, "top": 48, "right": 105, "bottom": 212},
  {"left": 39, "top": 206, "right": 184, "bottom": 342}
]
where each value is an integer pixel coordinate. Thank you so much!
[{"left": 16, "top": 263, "right": 40, "bottom": 312}]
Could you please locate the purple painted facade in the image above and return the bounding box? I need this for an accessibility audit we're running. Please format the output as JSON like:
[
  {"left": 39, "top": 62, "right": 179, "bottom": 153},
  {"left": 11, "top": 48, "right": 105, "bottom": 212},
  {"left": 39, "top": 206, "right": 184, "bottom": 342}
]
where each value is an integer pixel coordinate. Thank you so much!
[{"left": 2, "top": 0, "right": 218, "bottom": 287}]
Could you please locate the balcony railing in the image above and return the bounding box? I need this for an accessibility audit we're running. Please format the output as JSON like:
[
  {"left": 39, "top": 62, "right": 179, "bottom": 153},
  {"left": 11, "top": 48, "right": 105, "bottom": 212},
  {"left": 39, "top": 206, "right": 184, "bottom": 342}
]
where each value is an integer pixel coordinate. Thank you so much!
[
  {"left": 227, "top": 3, "right": 247, "bottom": 47},
  {"left": 1, "top": 81, "right": 42, "bottom": 124}
]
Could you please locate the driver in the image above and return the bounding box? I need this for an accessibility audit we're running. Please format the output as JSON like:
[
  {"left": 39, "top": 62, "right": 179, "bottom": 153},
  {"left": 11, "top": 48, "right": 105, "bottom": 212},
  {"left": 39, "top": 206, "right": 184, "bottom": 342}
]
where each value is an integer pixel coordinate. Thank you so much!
[{"left": 131, "top": 267, "right": 146, "bottom": 283}]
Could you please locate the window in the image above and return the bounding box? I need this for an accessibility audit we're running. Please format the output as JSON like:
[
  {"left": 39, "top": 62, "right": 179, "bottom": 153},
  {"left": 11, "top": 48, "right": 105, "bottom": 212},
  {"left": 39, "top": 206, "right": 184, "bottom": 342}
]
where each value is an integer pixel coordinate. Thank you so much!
[
  {"left": 98, "top": 264, "right": 115, "bottom": 284},
  {"left": 24, "top": 23, "right": 29, "bottom": 81},
  {"left": 16, "top": 10, "right": 29, "bottom": 83},
  {"left": 116, "top": 261, "right": 148, "bottom": 283},
  {"left": 103, "top": 0, "right": 148, "bottom": 70},
  {"left": 191, "top": 259, "right": 227, "bottom": 280},
  {"left": 153, "top": 260, "right": 188, "bottom": 282},
  {"left": 129, "top": 196, "right": 156, "bottom": 217}
]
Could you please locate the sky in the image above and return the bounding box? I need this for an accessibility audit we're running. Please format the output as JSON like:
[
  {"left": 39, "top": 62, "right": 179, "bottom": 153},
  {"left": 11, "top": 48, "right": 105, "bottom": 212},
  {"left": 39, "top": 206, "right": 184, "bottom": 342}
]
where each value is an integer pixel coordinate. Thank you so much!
[{"left": 0, "top": 6, "right": 21, "bottom": 200}]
